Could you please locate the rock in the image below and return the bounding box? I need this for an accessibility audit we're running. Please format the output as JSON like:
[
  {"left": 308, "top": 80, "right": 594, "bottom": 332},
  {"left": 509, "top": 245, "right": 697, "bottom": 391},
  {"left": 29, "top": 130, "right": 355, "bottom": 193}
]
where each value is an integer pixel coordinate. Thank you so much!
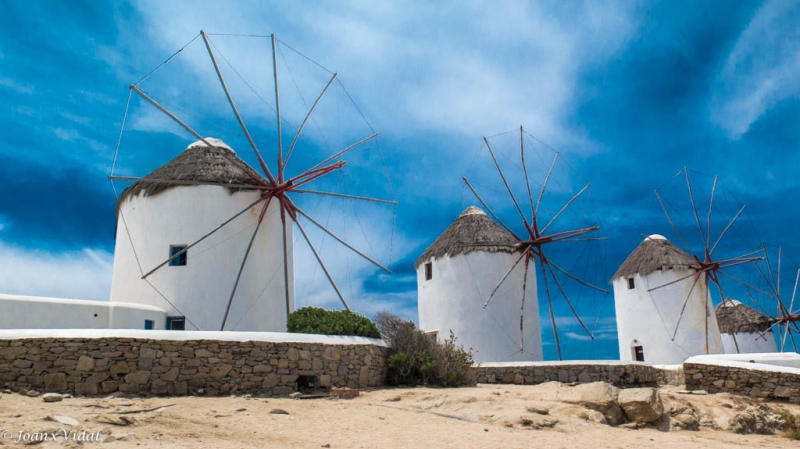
[
  {"left": 672, "top": 413, "right": 699, "bottom": 431},
  {"left": 47, "top": 414, "right": 79, "bottom": 426},
  {"left": 559, "top": 382, "right": 624, "bottom": 426},
  {"left": 109, "top": 362, "right": 130, "bottom": 376},
  {"left": 76, "top": 356, "right": 95, "bottom": 371},
  {"left": 75, "top": 382, "right": 99, "bottom": 396},
  {"left": 209, "top": 363, "right": 233, "bottom": 379},
  {"left": 513, "top": 373, "right": 525, "bottom": 385},
  {"left": 124, "top": 370, "right": 151, "bottom": 385},
  {"left": 526, "top": 405, "right": 549, "bottom": 415},
  {"left": 42, "top": 393, "right": 63, "bottom": 403},
  {"left": 289, "top": 392, "right": 302, "bottom": 398},
  {"left": 577, "top": 371, "right": 592, "bottom": 383},
  {"left": 270, "top": 408, "right": 290, "bottom": 415},
  {"left": 518, "top": 415, "right": 559, "bottom": 429},
  {"left": 44, "top": 373, "right": 67, "bottom": 392},
  {"left": 195, "top": 349, "right": 214, "bottom": 358},
  {"left": 618, "top": 388, "right": 663, "bottom": 424},
  {"left": 322, "top": 347, "right": 341, "bottom": 361},
  {"left": 26, "top": 390, "right": 41, "bottom": 397},
  {"left": 385, "top": 395, "right": 401, "bottom": 402},
  {"left": 774, "top": 386, "right": 792, "bottom": 398}
]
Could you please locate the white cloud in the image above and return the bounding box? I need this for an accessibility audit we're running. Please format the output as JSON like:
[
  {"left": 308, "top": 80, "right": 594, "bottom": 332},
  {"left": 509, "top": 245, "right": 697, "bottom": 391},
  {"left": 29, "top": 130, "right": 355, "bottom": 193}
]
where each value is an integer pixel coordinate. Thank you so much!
[
  {"left": 123, "top": 1, "right": 640, "bottom": 150},
  {"left": 0, "top": 77, "right": 34, "bottom": 94},
  {"left": 710, "top": 0, "right": 800, "bottom": 138},
  {"left": 0, "top": 241, "right": 113, "bottom": 301}
]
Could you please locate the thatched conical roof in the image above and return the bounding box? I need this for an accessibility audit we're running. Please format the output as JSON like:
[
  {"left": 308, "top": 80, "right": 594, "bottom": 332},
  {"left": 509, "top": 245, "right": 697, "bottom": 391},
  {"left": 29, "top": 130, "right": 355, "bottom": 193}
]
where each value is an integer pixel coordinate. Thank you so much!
[
  {"left": 612, "top": 234, "right": 699, "bottom": 281},
  {"left": 414, "top": 206, "right": 519, "bottom": 269},
  {"left": 715, "top": 299, "right": 771, "bottom": 334},
  {"left": 117, "top": 138, "right": 265, "bottom": 209}
]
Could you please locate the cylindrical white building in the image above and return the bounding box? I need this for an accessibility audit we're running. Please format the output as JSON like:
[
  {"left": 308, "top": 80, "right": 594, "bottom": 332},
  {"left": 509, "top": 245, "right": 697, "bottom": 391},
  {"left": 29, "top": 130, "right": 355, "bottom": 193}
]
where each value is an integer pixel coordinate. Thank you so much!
[
  {"left": 415, "top": 206, "right": 542, "bottom": 363},
  {"left": 110, "top": 139, "right": 294, "bottom": 332},
  {"left": 715, "top": 299, "right": 777, "bottom": 354},
  {"left": 613, "top": 234, "right": 723, "bottom": 364}
]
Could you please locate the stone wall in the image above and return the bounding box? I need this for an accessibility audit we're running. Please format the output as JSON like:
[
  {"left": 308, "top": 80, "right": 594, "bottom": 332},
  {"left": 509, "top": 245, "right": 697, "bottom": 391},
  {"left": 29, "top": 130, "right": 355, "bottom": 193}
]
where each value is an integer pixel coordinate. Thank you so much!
[
  {"left": 684, "top": 362, "right": 800, "bottom": 403},
  {"left": 475, "top": 362, "right": 684, "bottom": 388},
  {"left": 0, "top": 331, "right": 389, "bottom": 397}
]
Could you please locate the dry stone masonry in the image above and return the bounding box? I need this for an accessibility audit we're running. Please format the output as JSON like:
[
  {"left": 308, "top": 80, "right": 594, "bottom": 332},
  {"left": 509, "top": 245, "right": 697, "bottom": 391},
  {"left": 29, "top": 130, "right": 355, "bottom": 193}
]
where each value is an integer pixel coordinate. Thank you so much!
[
  {"left": 0, "top": 334, "right": 388, "bottom": 397},
  {"left": 475, "top": 362, "right": 684, "bottom": 388},
  {"left": 684, "top": 362, "right": 800, "bottom": 403}
]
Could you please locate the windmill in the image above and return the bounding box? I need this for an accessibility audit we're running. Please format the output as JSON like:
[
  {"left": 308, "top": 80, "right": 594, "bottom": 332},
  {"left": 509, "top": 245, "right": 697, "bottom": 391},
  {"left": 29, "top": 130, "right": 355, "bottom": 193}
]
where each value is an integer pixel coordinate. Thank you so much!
[
  {"left": 459, "top": 126, "right": 609, "bottom": 361},
  {"left": 108, "top": 31, "right": 395, "bottom": 331},
  {"left": 614, "top": 168, "right": 767, "bottom": 364},
  {"left": 747, "top": 245, "right": 800, "bottom": 352}
]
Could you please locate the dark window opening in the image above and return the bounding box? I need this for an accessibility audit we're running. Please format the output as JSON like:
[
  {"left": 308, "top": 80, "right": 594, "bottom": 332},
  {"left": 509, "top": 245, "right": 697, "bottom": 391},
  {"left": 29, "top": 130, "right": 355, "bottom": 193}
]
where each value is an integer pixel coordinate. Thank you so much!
[
  {"left": 627, "top": 277, "right": 635, "bottom": 290},
  {"left": 166, "top": 316, "right": 186, "bottom": 330},
  {"left": 424, "top": 330, "right": 438, "bottom": 343},
  {"left": 144, "top": 320, "right": 154, "bottom": 330},
  {"left": 169, "top": 245, "right": 188, "bottom": 266},
  {"left": 425, "top": 262, "right": 433, "bottom": 280},
  {"left": 93, "top": 313, "right": 98, "bottom": 317},
  {"left": 633, "top": 345, "right": 644, "bottom": 362},
  {"left": 297, "top": 375, "right": 317, "bottom": 392}
]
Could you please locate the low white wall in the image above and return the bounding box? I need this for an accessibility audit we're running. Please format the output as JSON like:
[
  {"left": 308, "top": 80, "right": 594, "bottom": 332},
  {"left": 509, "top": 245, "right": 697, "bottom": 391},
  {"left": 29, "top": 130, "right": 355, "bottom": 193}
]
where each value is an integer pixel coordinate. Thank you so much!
[{"left": 0, "top": 295, "right": 167, "bottom": 330}]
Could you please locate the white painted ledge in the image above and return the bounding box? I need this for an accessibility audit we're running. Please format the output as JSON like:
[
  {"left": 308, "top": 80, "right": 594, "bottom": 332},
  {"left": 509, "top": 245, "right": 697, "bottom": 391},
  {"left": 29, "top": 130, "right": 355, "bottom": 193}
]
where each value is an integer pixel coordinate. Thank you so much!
[
  {"left": 0, "top": 328, "right": 388, "bottom": 347},
  {"left": 685, "top": 353, "right": 800, "bottom": 375}
]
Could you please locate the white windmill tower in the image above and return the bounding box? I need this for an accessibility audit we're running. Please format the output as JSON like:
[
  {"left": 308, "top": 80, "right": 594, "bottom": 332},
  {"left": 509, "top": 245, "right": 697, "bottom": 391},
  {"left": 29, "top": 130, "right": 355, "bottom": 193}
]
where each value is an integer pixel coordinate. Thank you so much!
[
  {"left": 416, "top": 206, "right": 541, "bottom": 363},
  {"left": 715, "top": 299, "right": 776, "bottom": 354},
  {"left": 108, "top": 32, "right": 395, "bottom": 331},
  {"left": 613, "top": 169, "right": 766, "bottom": 364},
  {"left": 612, "top": 234, "right": 724, "bottom": 364},
  {"left": 416, "top": 127, "right": 608, "bottom": 362}
]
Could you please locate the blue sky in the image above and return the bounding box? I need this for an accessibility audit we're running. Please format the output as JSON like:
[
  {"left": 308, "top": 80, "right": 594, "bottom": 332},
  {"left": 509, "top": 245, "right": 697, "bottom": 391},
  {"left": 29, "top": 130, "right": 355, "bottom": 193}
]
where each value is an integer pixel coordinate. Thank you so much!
[{"left": 1, "top": 1, "right": 798, "bottom": 359}]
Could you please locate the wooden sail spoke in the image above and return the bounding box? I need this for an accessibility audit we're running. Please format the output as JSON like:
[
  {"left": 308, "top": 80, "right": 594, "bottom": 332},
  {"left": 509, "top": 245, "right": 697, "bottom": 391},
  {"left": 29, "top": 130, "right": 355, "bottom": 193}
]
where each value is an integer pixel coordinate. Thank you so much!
[
  {"left": 202, "top": 31, "right": 275, "bottom": 185},
  {"left": 483, "top": 250, "right": 529, "bottom": 308},
  {"left": 142, "top": 197, "right": 266, "bottom": 280},
  {"left": 293, "top": 204, "right": 392, "bottom": 273},
  {"left": 220, "top": 197, "right": 272, "bottom": 330},
  {"left": 293, "top": 214, "right": 350, "bottom": 311},
  {"left": 544, "top": 259, "right": 593, "bottom": 339},
  {"left": 483, "top": 136, "right": 534, "bottom": 239},
  {"left": 654, "top": 189, "right": 697, "bottom": 259},
  {"left": 684, "top": 167, "right": 707, "bottom": 249},
  {"left": 462, "top": 177, "right": 521, "bottom": 240},
  {"left": 283, "top": 72, "right": 338, "bottom": 169},
  {"left": 671, "top": 275, "right": 701, "bottom": 341}
]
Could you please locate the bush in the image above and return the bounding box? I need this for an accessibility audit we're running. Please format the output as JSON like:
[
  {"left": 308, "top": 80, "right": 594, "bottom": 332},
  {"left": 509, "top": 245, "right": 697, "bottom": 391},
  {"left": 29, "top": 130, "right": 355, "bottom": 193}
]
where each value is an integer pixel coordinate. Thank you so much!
[
  {"left": 287, "top": 306, "right": 381, "bottom": 339},
  {"left": 782, "top": 411, "right": 800, "bottom": 440},
  {"left": 376, "top": 311, "right": 474, "bottom": 387}
]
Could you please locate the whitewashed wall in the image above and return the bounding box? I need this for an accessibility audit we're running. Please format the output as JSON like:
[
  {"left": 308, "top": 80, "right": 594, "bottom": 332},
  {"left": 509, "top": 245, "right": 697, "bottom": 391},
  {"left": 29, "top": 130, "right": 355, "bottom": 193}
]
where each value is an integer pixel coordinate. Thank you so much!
[
  {"left": 0, "top": 294, "right": 166, "bottom": 329},
  {"left": 417, "top": 251, "right": 542, "bottom": 363},
  {"left": 721, "top": 332, "right": 777, "bottom": 355},
  {"left": 614, "top": 269, "right": 724, "bottom": 365},
  {"left": 110, "top": 185, "right": 294, "bottom": 332}
]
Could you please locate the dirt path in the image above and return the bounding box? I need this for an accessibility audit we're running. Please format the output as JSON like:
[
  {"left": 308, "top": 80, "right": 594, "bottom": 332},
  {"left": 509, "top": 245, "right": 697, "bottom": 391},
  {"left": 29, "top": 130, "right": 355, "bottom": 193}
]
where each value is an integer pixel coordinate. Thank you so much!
[{"left": 0, "top": 385, "right": 797, "bottom": 448}]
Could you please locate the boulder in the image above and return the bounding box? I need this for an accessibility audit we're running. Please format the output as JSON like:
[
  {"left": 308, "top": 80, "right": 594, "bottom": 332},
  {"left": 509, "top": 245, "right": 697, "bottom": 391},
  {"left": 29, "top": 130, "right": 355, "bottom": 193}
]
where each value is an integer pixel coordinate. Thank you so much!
[
  {"left": 42, "top": 393, "right": 63, "bottom": 403},
  {"left": 559, "top": 382, "right": 624, "bottom": 425},
  {"left": 618, "top": 388, "right": 663, "bottom": 423}
]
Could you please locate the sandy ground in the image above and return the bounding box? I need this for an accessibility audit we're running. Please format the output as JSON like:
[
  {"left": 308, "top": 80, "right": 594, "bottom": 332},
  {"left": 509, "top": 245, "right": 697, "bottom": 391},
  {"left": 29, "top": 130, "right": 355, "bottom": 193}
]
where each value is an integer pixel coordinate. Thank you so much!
[{"left": 0, "top": 385, "right": 798, "bottom": 448}]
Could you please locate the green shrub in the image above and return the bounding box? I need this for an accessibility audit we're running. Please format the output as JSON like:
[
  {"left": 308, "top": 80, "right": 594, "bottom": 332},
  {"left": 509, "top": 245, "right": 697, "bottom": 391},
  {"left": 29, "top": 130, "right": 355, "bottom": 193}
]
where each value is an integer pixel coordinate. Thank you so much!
[
  {"left": 782, "top": 411, "right": 800, "bottom": 440},
  {"left": 287, "top": 306, "right": 381, "bottom": 339},
  {"left": 376, "top": 311, "right": 474, "bottom": 387}
]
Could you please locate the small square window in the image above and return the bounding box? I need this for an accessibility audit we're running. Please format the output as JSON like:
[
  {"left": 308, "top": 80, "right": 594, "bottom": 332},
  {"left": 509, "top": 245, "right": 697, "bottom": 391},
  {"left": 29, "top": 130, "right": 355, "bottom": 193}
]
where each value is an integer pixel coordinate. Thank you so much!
[
  {"left": 627, "top": 277, "right": 635, "bottom": 290},
  {"left": 425, "top": 262, "right": 433, "bottom": 280},
  {"left": 169, "top": 245, "right": 187, "bottom": 266},
  {"left": 144, "top": 320, "right": 154, "bottom": 330},
  {"left": 166, "top": 316, "right": 185, "bottom": 330}
]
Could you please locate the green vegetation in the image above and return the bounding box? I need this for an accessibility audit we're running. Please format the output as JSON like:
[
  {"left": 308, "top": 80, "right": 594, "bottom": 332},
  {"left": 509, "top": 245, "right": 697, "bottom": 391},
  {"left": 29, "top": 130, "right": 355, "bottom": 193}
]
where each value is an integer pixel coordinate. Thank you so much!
[
  {"left": 376, "top": 311, "right": 474, "bottom": 388},
  {"left": 287, "top": 307, "right": 381, "bottom": 339},
  {"left": 783, "top": 411, "right": 800, "bottom": 440}
]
